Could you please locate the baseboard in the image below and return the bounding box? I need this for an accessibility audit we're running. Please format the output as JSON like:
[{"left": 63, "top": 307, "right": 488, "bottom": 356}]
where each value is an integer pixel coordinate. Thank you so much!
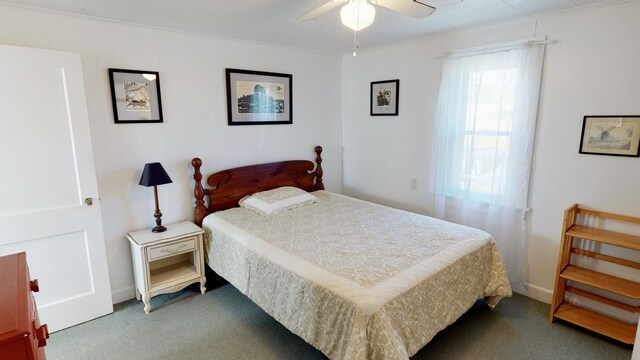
[
  {"left": 111, "top": 285, "right": 135, "bottom": 304},
  {"left": 112, "top": 279, "right": 553, "bottom": 306},
  {"left": 514, "top": 282, "right": 552, "bottom": 304}
]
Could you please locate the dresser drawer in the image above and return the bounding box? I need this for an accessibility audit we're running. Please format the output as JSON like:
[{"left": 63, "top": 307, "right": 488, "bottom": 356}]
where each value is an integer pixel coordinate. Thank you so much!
[
  {"left": 148, "top": 237, "right": 196, "bottom": 261},
  {"left": 0, "top": 252, "right": 47, "bottom": 360}
]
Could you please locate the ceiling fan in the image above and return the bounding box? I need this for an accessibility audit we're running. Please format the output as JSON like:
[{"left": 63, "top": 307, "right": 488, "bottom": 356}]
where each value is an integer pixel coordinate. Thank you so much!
[{"left": 299, "top": 0, "right": 436, "bottom": 31}]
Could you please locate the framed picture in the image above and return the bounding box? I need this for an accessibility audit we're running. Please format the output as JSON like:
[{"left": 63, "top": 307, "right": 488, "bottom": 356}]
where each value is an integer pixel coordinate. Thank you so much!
[
  {"left": 226, "top": 68, "right": 292, "bottom": 125},
  {"left": 579, "top": 115, "right": 640, "bottom": 157},
  {"left": 371, "top": 79, "right": 399, "bottom": 116},
  {"left": 108, "top": 68, "right": 163, "bottom": 124}
]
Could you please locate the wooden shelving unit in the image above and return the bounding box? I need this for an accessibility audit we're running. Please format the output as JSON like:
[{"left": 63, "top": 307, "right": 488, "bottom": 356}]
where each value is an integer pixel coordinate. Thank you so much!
[{"left": 550, "top": 204, "right": 640, "bottom": 345}]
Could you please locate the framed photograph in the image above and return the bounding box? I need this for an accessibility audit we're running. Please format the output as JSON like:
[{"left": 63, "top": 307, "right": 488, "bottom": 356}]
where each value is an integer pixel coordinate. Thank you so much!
[
  {"left": 108, "top": 68, "right": 163, "bottom": 124},
  {"left": 226, "top": 68, "right": 292, "bottom": 125},
  {"left": 579, "top": 115, "right": 640, "bottom": 157},
  {"left": 371, "top": 79, "right": 399, "bottom": 116}
]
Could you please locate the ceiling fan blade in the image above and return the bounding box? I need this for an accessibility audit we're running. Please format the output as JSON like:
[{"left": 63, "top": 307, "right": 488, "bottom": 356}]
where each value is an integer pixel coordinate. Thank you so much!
[
  {"left": 371, "top": 0, "right": 436, "bottom": 19},
  {"left": 298, "top": 0, "right": 348, "bottom": 21}
]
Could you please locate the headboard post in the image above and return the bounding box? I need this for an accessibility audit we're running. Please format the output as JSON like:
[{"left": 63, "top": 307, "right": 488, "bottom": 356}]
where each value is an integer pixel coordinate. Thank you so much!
[
  {"left": 192, "top": 157, "right": 207, "bottom": 227},
  {"left": 314, "top": 146, "right": 324, "bottom": 190}
]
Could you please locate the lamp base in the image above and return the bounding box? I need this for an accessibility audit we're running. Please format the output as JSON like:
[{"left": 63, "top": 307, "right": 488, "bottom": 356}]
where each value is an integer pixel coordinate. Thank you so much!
[{"left": 152, "top": 225, "right": 167, "bottom": 233}]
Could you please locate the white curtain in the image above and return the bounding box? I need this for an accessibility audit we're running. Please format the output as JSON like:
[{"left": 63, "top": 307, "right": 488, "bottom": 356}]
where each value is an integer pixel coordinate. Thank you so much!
[{"left": 431, "top": 41, "right": 545, "bottom": 291}]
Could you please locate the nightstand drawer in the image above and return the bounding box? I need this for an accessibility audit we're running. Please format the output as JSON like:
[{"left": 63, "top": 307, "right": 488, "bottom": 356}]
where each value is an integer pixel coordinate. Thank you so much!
[{"left": 148, "top": 237, "right": 196, "bottom": 261}]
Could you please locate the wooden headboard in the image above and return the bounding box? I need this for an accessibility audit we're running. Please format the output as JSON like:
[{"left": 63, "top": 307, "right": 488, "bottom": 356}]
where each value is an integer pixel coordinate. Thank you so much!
[{"left": 191, "top": 146, "right": 325, "bottom": 226}]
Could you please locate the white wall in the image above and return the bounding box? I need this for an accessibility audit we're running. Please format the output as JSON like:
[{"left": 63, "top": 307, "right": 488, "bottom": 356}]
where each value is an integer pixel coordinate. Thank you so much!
[
  {"left": 342, "top": 1, "right": 640, "bottom": 303},
  {"left": 2, "top": 1, "right": 639, "bottom": 307},
  {"left": 0, "top": 5, "right": 343, "bottom": 303}
]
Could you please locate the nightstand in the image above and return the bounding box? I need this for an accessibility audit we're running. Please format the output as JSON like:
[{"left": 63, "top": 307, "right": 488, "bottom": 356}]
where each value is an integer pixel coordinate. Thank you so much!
[{"left": 127, "top": 221, "right": 206, "bottom": 313}]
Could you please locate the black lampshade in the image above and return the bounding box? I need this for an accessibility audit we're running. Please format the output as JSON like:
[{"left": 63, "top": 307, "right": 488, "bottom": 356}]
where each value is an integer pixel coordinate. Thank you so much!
[{"left": 139, "top": 162, "right": 173, "bottom": 187}]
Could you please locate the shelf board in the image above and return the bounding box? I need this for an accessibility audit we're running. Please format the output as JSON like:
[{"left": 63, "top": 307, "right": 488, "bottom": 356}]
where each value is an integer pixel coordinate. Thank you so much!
[
  {"left": 150, "top": 261, "right": 198, "bottom": 291},
  {"left": 571, "top": 247, "right": 640, "bottom": 270},
  {"left": 560, "top": 265, "right": 640, "bottom": 299},
  {"left": 565, "top": 286, "right": 638, "bottom": 313},
  {"left": 554, "top": 303, "right": 636, "bottom": 344},
  {"left": 567, "top": 225, "right": 640, "bottom": 251}
]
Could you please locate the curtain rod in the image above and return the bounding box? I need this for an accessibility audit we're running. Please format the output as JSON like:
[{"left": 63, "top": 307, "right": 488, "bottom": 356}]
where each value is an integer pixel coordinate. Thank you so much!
[{"left": 431, "top": 37, "right": 556, "bottom": 60}]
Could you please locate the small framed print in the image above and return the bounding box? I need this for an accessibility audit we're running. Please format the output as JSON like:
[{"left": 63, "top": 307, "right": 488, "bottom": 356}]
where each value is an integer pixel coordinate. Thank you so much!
[
  {"left": 371, "top": 79, "right": 399, "bottom": 116},
  {"left": 108, "top": 68, "right": 163, "bottom": 123},
  {"left": 226, "top": 68, "right": 292, "bottom": 125},
  {"left": 579, "top": 116, "right": 640, "bottom": 157}
]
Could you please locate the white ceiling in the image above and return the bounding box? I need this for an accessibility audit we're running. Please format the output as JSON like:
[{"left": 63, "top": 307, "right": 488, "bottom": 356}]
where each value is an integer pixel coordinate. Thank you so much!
[{"left": 0, "top": 0, "right": 623, "bottom": 54}]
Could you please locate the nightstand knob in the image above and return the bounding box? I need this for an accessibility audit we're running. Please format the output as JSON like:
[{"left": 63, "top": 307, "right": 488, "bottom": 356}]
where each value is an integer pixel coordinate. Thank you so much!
[{"left": 85, "top": 198, "right": 94, "bottom": 206}]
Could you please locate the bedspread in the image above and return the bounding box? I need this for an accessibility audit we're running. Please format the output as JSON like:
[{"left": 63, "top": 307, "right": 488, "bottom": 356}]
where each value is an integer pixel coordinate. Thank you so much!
[{"left": 202, "top": 191, "right": 511, "bottom": 359}]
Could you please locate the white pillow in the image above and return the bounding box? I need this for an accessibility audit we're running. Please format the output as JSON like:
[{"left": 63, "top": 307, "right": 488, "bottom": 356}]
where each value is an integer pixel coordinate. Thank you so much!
[{"left": 239, "top": 186, "right": 318, "bottom": 215}]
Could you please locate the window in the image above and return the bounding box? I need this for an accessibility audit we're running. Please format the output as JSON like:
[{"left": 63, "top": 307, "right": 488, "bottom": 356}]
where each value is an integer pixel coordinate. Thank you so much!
[
  {"left": 431, "top": 40, "right": 545, "bottom": 290},
  {"left": 434, "top": 44, "right": 544, "bottom": 205},
  {"left": 448, "top": 62, "right": 519, "bottom": 201}
]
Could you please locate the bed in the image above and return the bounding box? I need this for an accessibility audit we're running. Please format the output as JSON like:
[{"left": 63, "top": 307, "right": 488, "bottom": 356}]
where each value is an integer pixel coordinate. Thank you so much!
[{"left": 191, "top": 146, "right": 512, "bottom": 360}]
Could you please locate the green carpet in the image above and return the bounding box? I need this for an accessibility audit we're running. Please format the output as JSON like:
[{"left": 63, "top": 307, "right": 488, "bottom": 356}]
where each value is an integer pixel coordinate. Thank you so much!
[{"left": 46, "top": 285, "right": 632, "bottom": 359}]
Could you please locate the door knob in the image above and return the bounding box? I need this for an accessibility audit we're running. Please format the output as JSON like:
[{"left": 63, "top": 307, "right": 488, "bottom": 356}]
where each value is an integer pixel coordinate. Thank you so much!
[{"left": 85, "top": 198, "right": 94, "bottom": 206}]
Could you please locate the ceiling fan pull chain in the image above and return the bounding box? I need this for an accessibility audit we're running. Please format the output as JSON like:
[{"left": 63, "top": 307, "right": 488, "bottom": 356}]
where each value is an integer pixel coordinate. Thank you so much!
[{"left": 353, "top": 29, "right": 357, "bottom": 57}]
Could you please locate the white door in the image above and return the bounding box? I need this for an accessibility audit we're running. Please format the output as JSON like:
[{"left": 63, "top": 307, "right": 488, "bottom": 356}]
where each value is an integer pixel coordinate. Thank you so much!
[{"left": 0, "top": 44, "right": 113, "bottom": 332}]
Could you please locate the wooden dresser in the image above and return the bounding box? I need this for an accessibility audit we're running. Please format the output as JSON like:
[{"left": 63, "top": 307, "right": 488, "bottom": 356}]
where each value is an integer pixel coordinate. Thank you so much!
[{"left": 0, "top": 252, "right": 49, "bottom": 360}]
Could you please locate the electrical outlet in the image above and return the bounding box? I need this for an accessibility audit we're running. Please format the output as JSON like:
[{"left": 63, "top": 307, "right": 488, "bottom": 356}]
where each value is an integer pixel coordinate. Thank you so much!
[{"left": 410, "top": 178, "right": 418, "bottom": 190}]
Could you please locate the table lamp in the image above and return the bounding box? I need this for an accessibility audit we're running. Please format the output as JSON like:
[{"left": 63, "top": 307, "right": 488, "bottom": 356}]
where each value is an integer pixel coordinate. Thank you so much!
[{"left": 139, "top": 162, "right": 173, "bottom": 233}]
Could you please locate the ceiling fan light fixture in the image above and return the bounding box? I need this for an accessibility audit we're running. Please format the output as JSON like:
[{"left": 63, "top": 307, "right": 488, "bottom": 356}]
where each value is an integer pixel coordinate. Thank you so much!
[{"left": 340, "top": 0, "right": 376, "bottom": 31}]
